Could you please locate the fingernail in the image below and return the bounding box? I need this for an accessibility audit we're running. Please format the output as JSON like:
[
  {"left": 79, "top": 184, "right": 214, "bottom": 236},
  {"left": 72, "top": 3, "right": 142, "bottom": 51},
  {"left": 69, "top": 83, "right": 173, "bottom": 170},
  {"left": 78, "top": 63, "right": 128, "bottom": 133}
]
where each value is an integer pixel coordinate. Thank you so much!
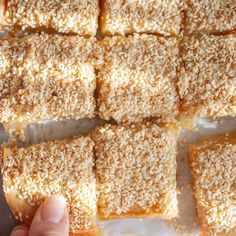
[
  {"left": 41, "top": 196, "right": 66, "bottom": 224},
  {"left": 11, "top": 226, "right": 28, "bottom": 236}
]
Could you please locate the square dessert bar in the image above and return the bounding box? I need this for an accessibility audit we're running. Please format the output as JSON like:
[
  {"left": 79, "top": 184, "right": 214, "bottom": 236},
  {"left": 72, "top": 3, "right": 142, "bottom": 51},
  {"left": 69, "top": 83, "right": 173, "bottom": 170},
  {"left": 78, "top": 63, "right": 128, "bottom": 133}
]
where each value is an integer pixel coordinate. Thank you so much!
[
  {"left": 101, "top": 0, "right": 182, "bottom": 36},
  {"left": 1, "top": 136, "right": 98, "bottom": 235},
  {"left": 0, "top": 33, "right": 98, "bottom": 133},
  {"left": 0, "top": 0, "right": 100, "bottom": 35},
  {"left": 179, "top": 34, "right": 236, "bottom": 119},
  {"left": 189, "top": 134, "right": 236, "bottom": 236},
  {"left": 98, "top": 34, "right": 180, "bottom": 123},
  {"left": 185, "top": 0, "right": 236, "bottom": 34},
  {"left": 92, "top": 123, "right": 179, "bottom": 220}
]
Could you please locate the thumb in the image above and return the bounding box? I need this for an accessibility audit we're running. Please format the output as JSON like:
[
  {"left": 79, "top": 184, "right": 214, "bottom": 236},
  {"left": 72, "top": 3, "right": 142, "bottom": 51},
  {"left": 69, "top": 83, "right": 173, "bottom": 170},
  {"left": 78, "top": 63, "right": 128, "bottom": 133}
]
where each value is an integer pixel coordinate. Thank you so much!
[{"left": 29, "top": 196, "right": 70, "bottom": 236}]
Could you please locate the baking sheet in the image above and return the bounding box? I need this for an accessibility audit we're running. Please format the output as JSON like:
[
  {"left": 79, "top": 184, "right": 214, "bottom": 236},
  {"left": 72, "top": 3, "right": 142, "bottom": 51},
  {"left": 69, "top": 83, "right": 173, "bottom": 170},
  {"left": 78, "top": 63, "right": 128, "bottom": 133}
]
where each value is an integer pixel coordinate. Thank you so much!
[{"left": 0, "top": 117, "right": 236, "bottom": 236}]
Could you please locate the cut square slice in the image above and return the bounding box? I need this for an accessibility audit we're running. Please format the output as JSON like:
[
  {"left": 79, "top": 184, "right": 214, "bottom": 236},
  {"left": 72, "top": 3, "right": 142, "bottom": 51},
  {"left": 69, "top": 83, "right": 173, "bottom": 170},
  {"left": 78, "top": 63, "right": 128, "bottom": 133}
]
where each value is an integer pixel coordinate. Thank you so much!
[
  {"left": 178, "top": 35, "right": 236, "bottom": 122},
  {"left": 0, "top": 33, "right": 98, "bottom": 134},
  {"left": 98, "top": 34, "right": 180, "bottom": 123},
  {"left": 185, "top": 0, "right": 236, "bottom": 34},
  {"left": 189, "top": 133, "right": 236, "bottom": 236},
  {"left": 92, "top": 122, "right": 179, "bottom": 220},
  {"left": 0, "top": 0, "right": 99, "bottom": 35},
  {"left": 1, "top": 136, "right": 98, "bottom": 235},
  {"left": 101, "top": 0, "right": 182, "bottom": 36}
]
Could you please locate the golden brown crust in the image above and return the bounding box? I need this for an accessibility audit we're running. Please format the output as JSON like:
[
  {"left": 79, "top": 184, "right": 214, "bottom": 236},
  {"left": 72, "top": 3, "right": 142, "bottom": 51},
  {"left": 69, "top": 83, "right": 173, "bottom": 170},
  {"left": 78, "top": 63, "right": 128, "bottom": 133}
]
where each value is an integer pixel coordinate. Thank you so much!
[
  {"left": 98, "top": 211, "right": 176, "bottom": 221},
  {"left": 4, "top": 190, "right": 39, "bottom": 225},
  {"left": 200, "top": 228, "right": 236, "bottom": 236},
  {"left": 69, "top": 229, "right": 102, "bottom": 236},
  {"left": 99, "top": 0, "right": 106, "bottom": 36},
  {"left": 189, "top": 133, "right": 236, "bottom": 236}
]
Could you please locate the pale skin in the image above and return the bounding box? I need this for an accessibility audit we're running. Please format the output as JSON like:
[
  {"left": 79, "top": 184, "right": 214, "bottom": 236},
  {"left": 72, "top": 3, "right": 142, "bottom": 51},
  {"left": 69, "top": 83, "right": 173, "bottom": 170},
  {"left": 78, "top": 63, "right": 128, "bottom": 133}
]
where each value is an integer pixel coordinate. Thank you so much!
[{"left": 10, "top": 196, "right": 70, "bottom": 236}]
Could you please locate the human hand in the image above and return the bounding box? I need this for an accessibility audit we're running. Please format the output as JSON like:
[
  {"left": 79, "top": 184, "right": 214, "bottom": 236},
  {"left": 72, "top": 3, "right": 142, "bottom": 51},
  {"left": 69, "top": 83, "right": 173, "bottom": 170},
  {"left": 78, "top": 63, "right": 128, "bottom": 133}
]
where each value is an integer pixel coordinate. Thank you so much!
[{"left": 10, "top": 196, "right": 70, "bottom": 236}]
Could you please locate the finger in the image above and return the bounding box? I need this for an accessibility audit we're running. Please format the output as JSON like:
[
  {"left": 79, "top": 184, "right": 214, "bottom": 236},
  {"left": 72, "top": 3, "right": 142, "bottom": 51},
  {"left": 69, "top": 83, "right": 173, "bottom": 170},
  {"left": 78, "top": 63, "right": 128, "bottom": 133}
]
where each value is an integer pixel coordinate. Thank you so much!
[
  {"left": 29, "top": 196, "right": 69, "bottom": 236},
  {"left": 10, "top": 225, "right": 29, "bottom": 236}
]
